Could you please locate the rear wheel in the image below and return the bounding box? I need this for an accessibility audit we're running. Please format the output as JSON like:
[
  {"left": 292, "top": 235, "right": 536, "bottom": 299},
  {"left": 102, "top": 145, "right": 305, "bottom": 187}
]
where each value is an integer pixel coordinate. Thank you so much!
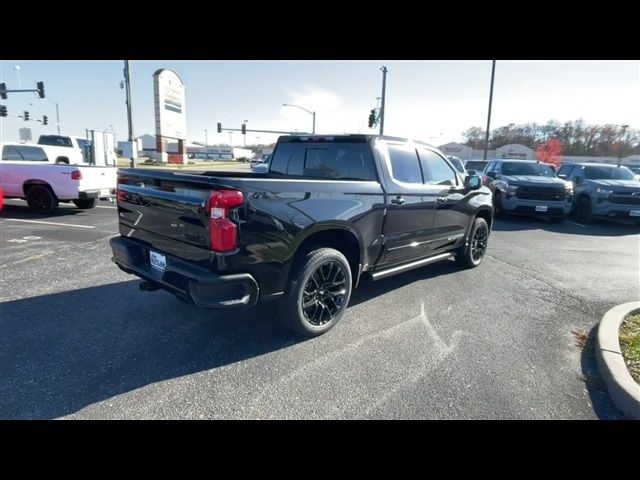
[
  {"left": 26, "top": 185, "right": 58, "bottom": 214},
  {"left": 280, "top": 247, "right": 352, "bottom": 337},
  {"left": 574, "top": 196, "right": 593, "bottom": 224},
  {"left": 73, "top": 199, "right": 96, "bottom": 209},
  {"left": 456, "top": 217, "right": 489, "bottom": 269}
]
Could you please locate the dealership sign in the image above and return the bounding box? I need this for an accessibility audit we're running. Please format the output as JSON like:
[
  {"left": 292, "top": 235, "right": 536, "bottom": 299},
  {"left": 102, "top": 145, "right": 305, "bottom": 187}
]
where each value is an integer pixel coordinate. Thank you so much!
[{"left": 153, "top": 69, "right": 186, "bottom": 140}]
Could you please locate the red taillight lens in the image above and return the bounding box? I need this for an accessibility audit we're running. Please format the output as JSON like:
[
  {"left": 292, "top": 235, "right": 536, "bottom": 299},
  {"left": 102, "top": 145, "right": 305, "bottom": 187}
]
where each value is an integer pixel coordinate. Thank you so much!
[
  {"left": 117, "top": 187, "right": 126, "bottom": 202},
  {"left": 71, "top": 170, "right": 82, "bottom": 180},
  {"left": 205, "top": 190, "right": 244, "bottom": 252}
]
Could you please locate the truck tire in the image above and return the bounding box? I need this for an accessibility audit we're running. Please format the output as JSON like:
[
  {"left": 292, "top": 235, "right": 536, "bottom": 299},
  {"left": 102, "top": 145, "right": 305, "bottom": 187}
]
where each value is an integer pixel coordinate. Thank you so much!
[
  {"left": 73, "top": 199, "right": 96, "bottom": 209},
  {"left": 574, "top": 196, "right": 593, "bottom": 224},
  {"left": 456, "top": 217, "right": 489, "bottom": 269},
  {"left": 55, "top": 158, "right": 69, "bottom": 164},
  {"left": 26, "top": 185, "right": 58, "bottom": 214},
  {"left": 280, "top": 247, "right": 352, "bottom": 337}
]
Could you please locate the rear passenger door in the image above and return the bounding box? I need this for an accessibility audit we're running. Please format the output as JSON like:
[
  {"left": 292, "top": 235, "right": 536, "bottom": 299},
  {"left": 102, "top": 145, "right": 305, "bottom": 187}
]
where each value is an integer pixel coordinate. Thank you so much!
[
  {"left": 419, "top": 148, "right": 468, "bottom": 251},
  {"left": 378, "top": 142, "right": 439, "bottom": 264}
]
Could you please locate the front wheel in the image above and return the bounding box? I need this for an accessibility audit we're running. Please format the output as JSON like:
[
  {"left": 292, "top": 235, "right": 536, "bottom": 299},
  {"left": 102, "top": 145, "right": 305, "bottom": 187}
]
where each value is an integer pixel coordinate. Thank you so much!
[
  {"left": 574, "top": 196, "right": 593, "bottom": 224},
  {"left": 73, "top": 199, "right": 96, "bottom": 209},
  {"left": 456, "top": 217, "right": 489, "bottom": 268},
  {"left": 280, "top": 247, "right": 352, "bottom": 337}
]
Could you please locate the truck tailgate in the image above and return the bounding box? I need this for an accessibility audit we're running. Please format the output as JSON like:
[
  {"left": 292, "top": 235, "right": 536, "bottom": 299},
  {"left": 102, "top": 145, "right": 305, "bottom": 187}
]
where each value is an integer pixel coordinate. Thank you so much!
[
  {"left": 78, "top": 166, "right": 117, "bottom": 194},
  {"left": 116, "top": 169, "right": 219, "bottom": 265}
]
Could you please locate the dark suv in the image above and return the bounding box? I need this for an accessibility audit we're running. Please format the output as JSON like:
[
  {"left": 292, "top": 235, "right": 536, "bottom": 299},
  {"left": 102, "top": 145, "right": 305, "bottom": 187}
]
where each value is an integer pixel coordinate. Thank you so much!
[{"left": 482, "top": 159, "right": 573, "bottom": 222}]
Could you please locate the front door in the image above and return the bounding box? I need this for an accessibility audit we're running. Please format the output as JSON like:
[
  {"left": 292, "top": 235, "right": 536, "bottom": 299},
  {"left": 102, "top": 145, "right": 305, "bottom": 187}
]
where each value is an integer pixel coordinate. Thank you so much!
[{"left": 379, "top": 142, "right": 439, "bottom": 264}]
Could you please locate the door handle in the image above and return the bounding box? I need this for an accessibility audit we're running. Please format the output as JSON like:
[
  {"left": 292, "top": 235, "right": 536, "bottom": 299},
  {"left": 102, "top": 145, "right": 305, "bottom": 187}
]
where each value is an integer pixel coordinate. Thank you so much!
[
  {"left": 437, "top": 196, "right": 448, "bottom": 203},
  {"left": 390, "top": 196, "right": 405, "bottom": 205}
]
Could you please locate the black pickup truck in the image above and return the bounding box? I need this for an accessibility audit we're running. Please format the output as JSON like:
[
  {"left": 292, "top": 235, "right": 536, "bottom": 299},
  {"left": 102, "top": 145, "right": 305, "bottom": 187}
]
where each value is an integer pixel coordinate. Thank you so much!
[{"left": 110, "top": 135, "right": 493, "bottom": 336}]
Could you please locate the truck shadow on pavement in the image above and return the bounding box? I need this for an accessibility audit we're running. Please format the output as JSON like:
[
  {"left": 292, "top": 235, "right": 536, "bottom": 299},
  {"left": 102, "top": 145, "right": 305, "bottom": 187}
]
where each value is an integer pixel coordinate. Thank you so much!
[
  {"left": 0, "top": 202, "right": 104, "bottom": 219},
  {"left": 0, "top": 261, "right": 461, "bottom": 419},
  {"left": 0, "top": 280, "right": 301, "bottom": 419},
  {"left": 491, "top": 216, "right": 640, "bottom": 237}
]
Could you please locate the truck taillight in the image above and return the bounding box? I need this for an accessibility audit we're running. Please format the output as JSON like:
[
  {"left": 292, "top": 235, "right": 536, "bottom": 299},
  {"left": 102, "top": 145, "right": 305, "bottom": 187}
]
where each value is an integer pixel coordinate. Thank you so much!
[
  {"left": 71, "top": 170, "right": 82, "bottom": 180},
  {"left": 205, "top": 189, "right": 244, "bottom": 252}
]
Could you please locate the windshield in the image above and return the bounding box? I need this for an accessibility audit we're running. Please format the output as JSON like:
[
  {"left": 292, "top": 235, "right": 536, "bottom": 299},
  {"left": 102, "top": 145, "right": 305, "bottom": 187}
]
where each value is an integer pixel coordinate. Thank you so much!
[
  {"left": 464, "top": 161, "right": 487, "bottom": 170},
  {"left": 501, "top": 162, "right": 555, "bottom": 177},
  {"left": 584, "top": 166, "right": 635, "bottom": 180}
]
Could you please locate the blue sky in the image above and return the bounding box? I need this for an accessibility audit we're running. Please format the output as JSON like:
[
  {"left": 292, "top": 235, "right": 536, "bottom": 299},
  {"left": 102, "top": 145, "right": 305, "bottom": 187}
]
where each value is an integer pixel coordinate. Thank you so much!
[{"left": 1, "top": 60, "right": 638, "bottom": 146}]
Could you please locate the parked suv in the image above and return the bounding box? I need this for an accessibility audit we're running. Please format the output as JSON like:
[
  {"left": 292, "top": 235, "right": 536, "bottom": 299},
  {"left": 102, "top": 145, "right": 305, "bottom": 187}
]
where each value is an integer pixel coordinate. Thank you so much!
[
  {"left": 483, "top": 159, "right": 573, "bottom": 222},
  {"left": 557, "top": 163, "right": 640, "bottom": 224}
]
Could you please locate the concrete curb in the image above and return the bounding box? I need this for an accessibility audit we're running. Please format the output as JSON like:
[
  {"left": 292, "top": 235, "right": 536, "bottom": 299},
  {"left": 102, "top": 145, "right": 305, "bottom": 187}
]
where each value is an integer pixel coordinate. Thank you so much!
[{"left": 596, "top": 301, "right": 640, "bottom": 420}]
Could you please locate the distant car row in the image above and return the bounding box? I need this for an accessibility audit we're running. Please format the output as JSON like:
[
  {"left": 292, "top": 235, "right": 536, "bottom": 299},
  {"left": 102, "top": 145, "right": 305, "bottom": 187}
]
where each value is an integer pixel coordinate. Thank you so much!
[{"left": 470, "top": 159, "right": 639, "bottom": 224}]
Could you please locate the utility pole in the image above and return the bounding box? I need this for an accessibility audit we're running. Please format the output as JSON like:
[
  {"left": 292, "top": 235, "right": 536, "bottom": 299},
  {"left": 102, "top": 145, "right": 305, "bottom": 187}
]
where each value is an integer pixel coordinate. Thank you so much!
[
  {"left": 204, "top": 129, "right": 208, "bottom": 159},
  {"left": 618, "top": 124, "right": 629, "bottom": 166},
  {"left": 124, "top": 60, "right": 135, "bottom": 168},
  {"left": 483, "top": 60, "right": 496, "bottom": 161},
  {"left": 379, "top": 66, "right": 388, "bottom": 135}
]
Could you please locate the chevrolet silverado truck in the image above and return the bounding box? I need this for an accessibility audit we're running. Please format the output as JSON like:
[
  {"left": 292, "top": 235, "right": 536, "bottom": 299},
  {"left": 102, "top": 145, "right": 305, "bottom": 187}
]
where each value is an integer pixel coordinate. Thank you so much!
[
  {"left": 1, "top": 144, "right": 117, "bottom": 213},
  {"left": 557, "top": 163, "right": 640, "bottom": 224},
  {"left": 482, "top": 159, "right": 573, "bottom": 222},
  {"left": 110, "top": 135, "right": 493, "bottom": 336}
]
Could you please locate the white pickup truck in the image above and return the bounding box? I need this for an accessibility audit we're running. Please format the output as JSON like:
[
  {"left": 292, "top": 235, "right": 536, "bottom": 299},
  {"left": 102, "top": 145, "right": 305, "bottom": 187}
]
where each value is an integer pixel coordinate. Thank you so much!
[
  {"left": 37, "top": 134, "right": 89, "bottom": 164},
  {"left": 1, "top": 143, "right": 117, "bottom": 213}
]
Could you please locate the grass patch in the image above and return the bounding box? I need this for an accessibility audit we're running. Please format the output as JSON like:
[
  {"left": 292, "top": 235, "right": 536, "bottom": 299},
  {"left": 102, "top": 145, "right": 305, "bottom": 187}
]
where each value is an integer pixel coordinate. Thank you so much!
[{"left": 620, "top": 313, "right": 640, "bottom": 384}]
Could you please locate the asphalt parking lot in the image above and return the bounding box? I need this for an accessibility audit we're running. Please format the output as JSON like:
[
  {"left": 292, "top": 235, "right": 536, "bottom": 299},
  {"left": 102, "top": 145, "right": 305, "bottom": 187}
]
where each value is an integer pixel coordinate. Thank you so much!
[{"left": 1, "top": 198, "right": 639, "bottom": 419}]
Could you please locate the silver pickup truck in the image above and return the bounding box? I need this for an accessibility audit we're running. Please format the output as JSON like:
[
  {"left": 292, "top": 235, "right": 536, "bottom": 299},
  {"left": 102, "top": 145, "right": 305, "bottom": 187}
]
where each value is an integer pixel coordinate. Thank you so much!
[
  {"left": 557, "top": 163, "right": 640, "bottom": 224},
  {"left": 483, "top": 159, "right": 573, "bottom": 222}
]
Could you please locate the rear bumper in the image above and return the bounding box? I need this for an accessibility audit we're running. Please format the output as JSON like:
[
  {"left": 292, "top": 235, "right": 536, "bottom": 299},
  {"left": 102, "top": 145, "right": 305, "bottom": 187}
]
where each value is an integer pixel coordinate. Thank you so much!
[
  {"left": 79, "top": 188, "right": 116, "bottom": 199},
  {"left": 110, "top": 236, "right": 259, "bottom": 308}
]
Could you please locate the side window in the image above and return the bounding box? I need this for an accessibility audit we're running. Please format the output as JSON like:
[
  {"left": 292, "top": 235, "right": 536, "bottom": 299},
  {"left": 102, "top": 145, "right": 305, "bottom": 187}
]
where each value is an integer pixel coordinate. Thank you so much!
[
  {"left": 484, "top": 161, "right": 495, "bottom": 174},
  {"left": 269, "top": 143, "right": 306, "bottom": 175},
  {"left": 421, "top": 149, "right": 458, "bottom": 186},
  {"left": 557, "top": 165, "right": 572, "bottom": 177},
  {"left": 303, "top": 145, "right": 374, "bottom": 181},
  {"left": 387, "top": 144, "right": 424, "bottom": 184},
  {"left": 2, "top": 145, "right": 22, "bottom": 161},
  {"left": 571, "top": 166, "right": 584, "bottom": 178},
  {"left": 18, "top": 146, "right": 48, "bottom": 161}
]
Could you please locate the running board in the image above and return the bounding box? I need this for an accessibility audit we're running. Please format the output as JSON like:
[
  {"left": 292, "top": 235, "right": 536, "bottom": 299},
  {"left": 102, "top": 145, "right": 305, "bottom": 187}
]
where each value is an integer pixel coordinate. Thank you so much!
[{"left": 371, "top": 252, "right": 453, "bottom": 280}]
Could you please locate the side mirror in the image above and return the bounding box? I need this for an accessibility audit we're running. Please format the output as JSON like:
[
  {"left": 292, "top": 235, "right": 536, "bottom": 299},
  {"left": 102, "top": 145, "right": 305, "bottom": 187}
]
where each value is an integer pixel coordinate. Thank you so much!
[{"left": 464, "top": 175, "right": 482, "bottom": 190}]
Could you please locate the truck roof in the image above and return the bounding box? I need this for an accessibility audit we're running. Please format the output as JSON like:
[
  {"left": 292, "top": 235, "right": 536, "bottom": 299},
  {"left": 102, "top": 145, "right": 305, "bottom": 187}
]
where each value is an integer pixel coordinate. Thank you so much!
[{"left": 276, "top": 134, "right": 437, "bottom": 149}]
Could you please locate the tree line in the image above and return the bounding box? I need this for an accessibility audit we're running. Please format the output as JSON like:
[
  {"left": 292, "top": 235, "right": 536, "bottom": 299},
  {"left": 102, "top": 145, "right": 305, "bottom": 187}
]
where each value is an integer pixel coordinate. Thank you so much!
[{"left": 462, "top": 120, "right": 640, "bottom": 157}]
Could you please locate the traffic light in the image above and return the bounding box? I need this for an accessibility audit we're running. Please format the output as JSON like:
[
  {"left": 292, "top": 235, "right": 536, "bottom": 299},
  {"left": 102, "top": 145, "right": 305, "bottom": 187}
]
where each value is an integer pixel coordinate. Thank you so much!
[
  {"left": 43, "top": 115, "right": 48, "bottom": 125},
  {"left": 0, "top": 83, "right": 6, "bottom": 100},
  {"left": 217, "top": 122, "right": 222, "bottom": 133},
  {"left": 36, "top": 81, "right": 45, "bottom": 99},
  {"left": 368, "top": 109, "right": 376, "bottom": 128},
  {"left": 0, "top": 105, "right": 7, "bottom": 117},
  {"left": 241, "top": 123, "right": 246, "bottom": 135},
  {"left": 24, "top": 111, "right": 30, "bottom": 121}
]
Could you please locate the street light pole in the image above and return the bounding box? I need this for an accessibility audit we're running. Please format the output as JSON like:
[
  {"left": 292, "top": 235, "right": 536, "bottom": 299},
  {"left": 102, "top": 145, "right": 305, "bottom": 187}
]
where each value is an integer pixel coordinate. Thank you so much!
[
  {"left": 483, "top": 60, "right": 496, "bottom": 161},
  {"left": 379, "top": 66, "right": 387, "bottom": 135},
  {"left": 282, "top": 104, "right": 316, "bottom": 134},
  {"left": 204, "top": 129, "right": 208, "bottom": 159},
  {"left": 124, "top": 60, "right": 135, "bottom": 168}
]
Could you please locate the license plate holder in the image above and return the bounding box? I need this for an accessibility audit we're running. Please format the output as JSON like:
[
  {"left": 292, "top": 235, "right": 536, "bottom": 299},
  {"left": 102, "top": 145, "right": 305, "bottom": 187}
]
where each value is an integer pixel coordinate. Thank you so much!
[
  {"left": 149, "top": 250, "right": 166, "bottom": 272},
  {"left": 535, "top": 205, "right": 548, "bottom": 212},
  {"left": 630, "top": 210, "right": 640, "bottom": 217}
]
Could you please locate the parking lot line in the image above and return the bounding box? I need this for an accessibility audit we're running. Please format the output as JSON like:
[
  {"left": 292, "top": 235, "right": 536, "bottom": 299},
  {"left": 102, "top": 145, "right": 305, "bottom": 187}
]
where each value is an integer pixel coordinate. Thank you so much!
[
  {"left": 95, "top": 205, "right": 117, "bottom": 209},
  {"left": 2, "top": 219, "right": 95, "bottom": 229}
]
